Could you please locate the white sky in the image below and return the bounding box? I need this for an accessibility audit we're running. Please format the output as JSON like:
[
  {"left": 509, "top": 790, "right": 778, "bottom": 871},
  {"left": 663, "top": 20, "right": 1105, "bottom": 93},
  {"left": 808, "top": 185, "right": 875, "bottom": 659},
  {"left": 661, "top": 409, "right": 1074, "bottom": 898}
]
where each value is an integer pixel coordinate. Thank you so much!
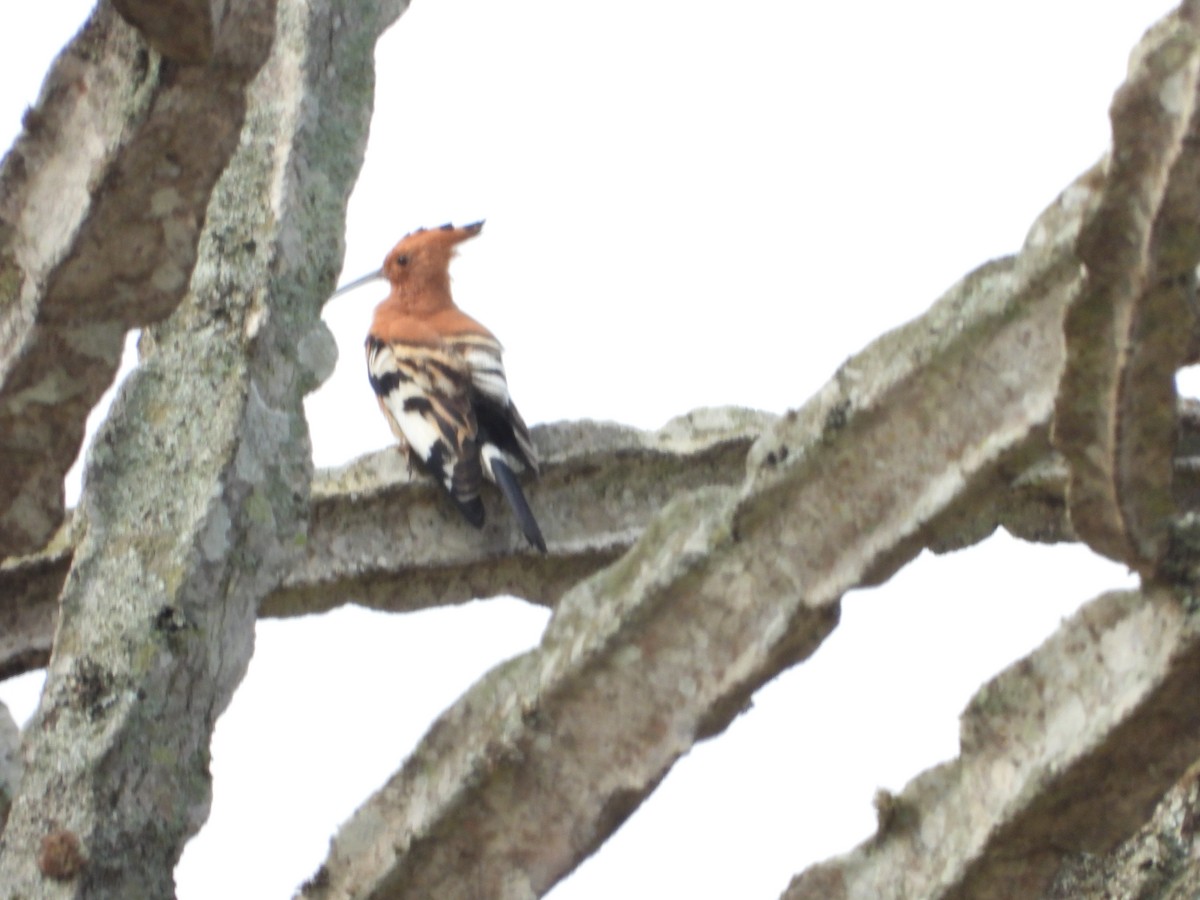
[{"left": 0, "top": 2, "right": 1183, "bottom": 897}]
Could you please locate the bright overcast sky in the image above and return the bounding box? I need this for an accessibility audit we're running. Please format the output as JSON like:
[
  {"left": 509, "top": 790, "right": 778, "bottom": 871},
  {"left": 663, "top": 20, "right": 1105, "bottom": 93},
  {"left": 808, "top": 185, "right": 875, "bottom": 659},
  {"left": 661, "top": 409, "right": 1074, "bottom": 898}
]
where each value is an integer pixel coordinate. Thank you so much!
[{"left": 0, "top": 2, "right": 1182, "bottom": 898}]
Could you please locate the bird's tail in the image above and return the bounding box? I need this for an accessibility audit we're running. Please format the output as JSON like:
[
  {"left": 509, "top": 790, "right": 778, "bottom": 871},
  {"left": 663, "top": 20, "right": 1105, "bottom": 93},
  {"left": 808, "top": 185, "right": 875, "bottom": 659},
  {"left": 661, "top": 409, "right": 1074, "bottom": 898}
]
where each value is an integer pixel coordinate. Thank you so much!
[{"left": 491, "top": 457, "right": 547, "bottom": 552}]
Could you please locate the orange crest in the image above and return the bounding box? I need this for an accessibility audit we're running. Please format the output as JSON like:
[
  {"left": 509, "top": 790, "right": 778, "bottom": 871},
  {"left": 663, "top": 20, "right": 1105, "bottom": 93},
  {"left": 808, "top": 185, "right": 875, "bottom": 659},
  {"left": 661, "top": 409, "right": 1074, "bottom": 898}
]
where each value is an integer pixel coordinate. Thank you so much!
[{"left": 382, "top": 221, "right": 485, "bottom": 286}]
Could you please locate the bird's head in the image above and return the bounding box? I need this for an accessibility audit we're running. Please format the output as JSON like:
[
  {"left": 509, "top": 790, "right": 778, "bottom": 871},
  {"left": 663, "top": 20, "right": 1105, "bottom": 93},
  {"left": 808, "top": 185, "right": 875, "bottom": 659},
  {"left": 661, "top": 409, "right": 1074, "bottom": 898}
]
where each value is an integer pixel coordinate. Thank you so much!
[
  {"left": 332, "top": 221, "right": 485, "bottom": 303},
  {"left": 382, "top": 221, "right": 484, "bottom": 289}
]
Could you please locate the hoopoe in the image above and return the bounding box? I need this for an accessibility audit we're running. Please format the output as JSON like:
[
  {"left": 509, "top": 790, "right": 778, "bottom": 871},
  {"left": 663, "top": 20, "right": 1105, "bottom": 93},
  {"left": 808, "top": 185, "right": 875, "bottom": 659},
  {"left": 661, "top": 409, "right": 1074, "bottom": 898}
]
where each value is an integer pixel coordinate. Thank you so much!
[{"left": 333, "top": 221, "right": 546, "bottom": 552}]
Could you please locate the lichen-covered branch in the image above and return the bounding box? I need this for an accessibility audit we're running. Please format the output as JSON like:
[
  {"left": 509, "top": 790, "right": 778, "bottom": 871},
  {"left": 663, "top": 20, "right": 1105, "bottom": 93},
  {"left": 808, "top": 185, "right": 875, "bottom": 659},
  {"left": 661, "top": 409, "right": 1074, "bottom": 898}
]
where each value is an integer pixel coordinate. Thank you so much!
[
  {"left": 782, "top": 10, "right": 1200, "bottom": 897},
  {"left": 1054, "top": 3, "right": 1200, "bottom": 575},
  {"left": 0, "top": 0, "right": 274, "bottom": 560},
  {"left": 0, "top": 0, "right": 409, "bottom": 895},
  {"left": 1047, "top": 760, "right": 1200, "bottom": 897},
  {"left": 785, "top": 587, "right": 1200, "bottom": 900},
  {"left": 269, "top": 408, "right": 774, "bottom": 615},
  {"left": 0, "top": 410, "right": 771, "bottom": 678},
  {"left": 15, "top": 394, "right": 1200, "bottom": 683}
]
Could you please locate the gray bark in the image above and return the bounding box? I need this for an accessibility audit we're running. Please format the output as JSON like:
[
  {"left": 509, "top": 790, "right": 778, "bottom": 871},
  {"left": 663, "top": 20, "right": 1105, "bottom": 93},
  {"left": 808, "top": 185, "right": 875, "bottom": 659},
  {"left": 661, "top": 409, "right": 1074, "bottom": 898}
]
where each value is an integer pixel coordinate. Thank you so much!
[
  {"left": 0, "top": 0, "right": 273, "bottom": 559},
  {"left": 0, "top": 409, "right": 774, "bottom": 677},
  {"left": 0, "top": 0, "right": 408, "bottom": 895}
]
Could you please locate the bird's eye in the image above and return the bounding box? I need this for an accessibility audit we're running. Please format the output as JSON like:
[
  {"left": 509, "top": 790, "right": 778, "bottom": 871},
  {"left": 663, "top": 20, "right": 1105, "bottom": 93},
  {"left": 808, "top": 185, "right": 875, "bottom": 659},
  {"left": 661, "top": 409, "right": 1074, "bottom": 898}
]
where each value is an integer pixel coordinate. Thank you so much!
[{"left": 394, "top": 254, "right": 409, "bottom": 267}]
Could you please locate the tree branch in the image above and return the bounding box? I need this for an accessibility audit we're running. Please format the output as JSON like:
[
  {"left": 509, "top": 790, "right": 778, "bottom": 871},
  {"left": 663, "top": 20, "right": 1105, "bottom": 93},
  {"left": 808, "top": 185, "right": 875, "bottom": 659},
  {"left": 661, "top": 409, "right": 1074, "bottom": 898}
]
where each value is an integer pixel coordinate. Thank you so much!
[
  {"left": 1055, "top": 4, "right": 1200, "bottom": 575},
  {"left": 785, "top": 586, "right": 1200, "bottom": 900},
  {"left": 0, "top": 0, "right": 273, "bottom": 559},
  {"left": 0, "top": 409, "right": 770, "bottom": 678},
  {"left": 269, "top": 408, "right": 774, "bottom": 617},
  {"left": 17, "top": 394, "right": 1200, "bottom": 681},
  {"left": 787, "top": 8, "right": 1200, "bottom": 897},
  {"left": 0, "top": 0, "right": 409, "bottom": 894}
]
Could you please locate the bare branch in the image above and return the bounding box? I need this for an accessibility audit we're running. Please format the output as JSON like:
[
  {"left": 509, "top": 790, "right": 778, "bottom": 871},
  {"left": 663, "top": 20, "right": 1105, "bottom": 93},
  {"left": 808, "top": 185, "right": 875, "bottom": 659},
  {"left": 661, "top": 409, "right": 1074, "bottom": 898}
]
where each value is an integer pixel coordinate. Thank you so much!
[
  {"left": 1054, "top": 4, "right": 1200, "bottom": 574},
  {"left": 0, "top": 0, "right": 409, "bottom": 894},
  {"left": 0, "top": 410, "right": 770, "bottom": 677},
  {"left": 0, "top": 0, "right": 273, "bottom": 559},
  {"left": 784, "top": 10, "right": 1200, "bottom": 898},
  {"left": 785, "top": 587, "right": 1200, "bottom": 900},
  {"left": 22, "top": 393, "right": 1200, "bottom": 680},
  {"left": 269, "top": 408, "right": 774, "bottom": 617},
  {"left": 1046, "top": 760, "right": 1200, "bottom": 896}
]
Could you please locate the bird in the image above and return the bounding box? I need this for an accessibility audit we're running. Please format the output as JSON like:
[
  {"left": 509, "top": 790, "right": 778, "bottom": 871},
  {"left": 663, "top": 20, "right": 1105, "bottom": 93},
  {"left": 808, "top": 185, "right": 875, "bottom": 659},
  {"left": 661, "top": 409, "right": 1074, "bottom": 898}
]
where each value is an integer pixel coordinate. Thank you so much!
[{"left": 332, "top": 221, "right": 547, "bottom": 552}]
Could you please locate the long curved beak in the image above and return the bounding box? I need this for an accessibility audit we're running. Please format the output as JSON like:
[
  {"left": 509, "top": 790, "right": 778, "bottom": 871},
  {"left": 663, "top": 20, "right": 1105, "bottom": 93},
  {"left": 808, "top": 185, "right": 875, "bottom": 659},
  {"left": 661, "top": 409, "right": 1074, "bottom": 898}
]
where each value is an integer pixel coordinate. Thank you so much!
[{"left": 331, "top": 269, "right": 384, "bottom": 299}]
